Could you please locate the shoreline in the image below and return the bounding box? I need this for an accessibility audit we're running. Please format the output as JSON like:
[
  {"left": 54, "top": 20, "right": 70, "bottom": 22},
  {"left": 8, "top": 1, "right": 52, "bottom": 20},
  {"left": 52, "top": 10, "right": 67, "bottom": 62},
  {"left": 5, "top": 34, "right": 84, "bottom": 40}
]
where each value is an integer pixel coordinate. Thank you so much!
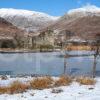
[
  {"left": 0, "top": 45, "right": 97, "bottom": 53},
  {"left": 0, "top": 48, "right": 95, "bottom": 53},
  {"left": 0, "top": 49, "right": 61, "bottom": 53}
]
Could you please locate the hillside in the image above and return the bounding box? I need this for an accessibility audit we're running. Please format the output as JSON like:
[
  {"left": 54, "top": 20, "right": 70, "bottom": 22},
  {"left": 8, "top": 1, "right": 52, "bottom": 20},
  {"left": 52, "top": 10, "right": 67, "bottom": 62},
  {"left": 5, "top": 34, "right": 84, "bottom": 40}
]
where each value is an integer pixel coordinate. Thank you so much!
[
  {"left": 0, "top": 8, "right": 59, "bottom": 32},
  {"left": 46, "top": 5, "right": 100, "bottom": 40},
  {"left": 0, "top": 17, "right": 24, "bottom": 38}
]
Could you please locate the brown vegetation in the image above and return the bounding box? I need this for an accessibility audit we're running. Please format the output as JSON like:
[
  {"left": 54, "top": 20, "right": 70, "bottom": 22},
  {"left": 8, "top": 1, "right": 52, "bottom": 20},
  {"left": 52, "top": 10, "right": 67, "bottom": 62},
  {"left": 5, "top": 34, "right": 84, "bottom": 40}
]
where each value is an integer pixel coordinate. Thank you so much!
[
  {"left": 9, "top": 81, "right": 29, "bottom": 94},
  {"left": 30, "top": 77, "right": 53, "bottom": 90},
  {"left": 0, "top": 86, "right": 9, "bottom": 94},
  {"left": 54, "top": 76, "right": 72, "bottom": 87},
  {"left": 0, "top": 76, "right": 97, "bottom": 94},
  {"left": 0, "top": 81, "right": 29, "bottom": 94},
  {"left": 76, "top": 77, "right": 96, "bottom": 85},
  {"left": 66, "top": 45, "right": 92, "bottom": 51}
]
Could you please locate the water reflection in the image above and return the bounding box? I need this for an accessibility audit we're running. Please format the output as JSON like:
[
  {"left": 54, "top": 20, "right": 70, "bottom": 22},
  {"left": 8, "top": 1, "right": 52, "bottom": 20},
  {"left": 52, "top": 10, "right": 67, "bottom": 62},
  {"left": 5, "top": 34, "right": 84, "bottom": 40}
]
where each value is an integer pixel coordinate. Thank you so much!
[{"left": 0, "top": 51, "right": 99, "bottom": 77}]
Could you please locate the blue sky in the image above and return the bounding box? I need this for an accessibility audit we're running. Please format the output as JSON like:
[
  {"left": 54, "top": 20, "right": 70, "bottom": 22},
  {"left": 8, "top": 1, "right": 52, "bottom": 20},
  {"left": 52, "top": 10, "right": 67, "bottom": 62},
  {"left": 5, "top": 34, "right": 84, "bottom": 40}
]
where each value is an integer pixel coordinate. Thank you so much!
[{"left": 0, "top": 0, "right": 100, "bottom": 16}]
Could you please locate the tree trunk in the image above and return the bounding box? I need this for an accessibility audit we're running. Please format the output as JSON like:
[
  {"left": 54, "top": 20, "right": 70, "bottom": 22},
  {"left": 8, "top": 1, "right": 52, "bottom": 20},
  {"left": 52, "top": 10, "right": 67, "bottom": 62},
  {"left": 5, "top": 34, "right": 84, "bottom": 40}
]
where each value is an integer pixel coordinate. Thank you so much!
[
  {"left": 92, "top": 55, "right": 97, "bottom": 78},
  {"left": 64, "top": 53, "right": 67, "bottom": 74}
]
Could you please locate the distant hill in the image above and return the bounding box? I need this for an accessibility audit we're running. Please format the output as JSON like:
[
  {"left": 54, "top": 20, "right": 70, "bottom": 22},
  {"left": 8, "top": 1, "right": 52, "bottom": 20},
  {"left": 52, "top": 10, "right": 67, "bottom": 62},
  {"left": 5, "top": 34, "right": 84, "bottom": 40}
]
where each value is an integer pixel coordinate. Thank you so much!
[
  {"left": 45, "top": 5, "right": 100, "bottom": 40},
  {"left": 0, "top": 8, "right": 59, "bottom": 32},
  {"left": 0, "top": 5, "right": 100, "bottom": 47}
]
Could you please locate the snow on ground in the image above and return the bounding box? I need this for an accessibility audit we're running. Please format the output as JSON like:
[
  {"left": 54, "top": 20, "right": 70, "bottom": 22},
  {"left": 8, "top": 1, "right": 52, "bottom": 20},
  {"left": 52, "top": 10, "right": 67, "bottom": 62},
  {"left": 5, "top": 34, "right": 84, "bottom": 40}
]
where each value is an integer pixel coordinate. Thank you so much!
[{"left": 0, "top": 77, "right": 100, "bottom": 100}]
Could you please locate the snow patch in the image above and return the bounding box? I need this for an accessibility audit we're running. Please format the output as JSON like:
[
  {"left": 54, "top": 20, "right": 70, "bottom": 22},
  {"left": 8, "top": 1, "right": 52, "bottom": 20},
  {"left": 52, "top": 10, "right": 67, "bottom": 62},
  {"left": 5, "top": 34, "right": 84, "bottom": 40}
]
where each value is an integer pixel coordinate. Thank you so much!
[
  {"left": 0, "top": 8, "right": 59, "bottom": 20},
  {"left": 68, "top": 5, "right": 100, "bottom": 15}
]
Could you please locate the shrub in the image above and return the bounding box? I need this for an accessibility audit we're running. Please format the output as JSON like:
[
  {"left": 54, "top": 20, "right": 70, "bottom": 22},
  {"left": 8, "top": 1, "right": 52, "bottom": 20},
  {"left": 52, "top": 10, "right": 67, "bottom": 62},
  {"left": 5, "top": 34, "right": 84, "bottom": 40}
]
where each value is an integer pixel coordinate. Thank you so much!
[
  {"left": 30, "top": 77, "right": 53, "bottom": 90},
  {"left": 76, "top": 77, "right": 96, "bottom": 85},
  {"left": 9, "top": 81, "right": 29, "bottom": 94},
  {"left": 39, "top": 44, "right": 54, "bottom": 51},
  {"left": 54, "top": 75, "right": 72, "bottom": 87},
  {"left": 0, "top": 86, "right": 9, "bottom": 94}
]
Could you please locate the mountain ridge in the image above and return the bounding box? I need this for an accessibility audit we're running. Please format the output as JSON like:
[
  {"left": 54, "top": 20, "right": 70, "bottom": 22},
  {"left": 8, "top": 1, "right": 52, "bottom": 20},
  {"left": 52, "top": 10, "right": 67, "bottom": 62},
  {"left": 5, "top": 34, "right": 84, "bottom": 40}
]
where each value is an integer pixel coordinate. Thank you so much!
[
  {"left": 0, "top": 8, "right": 59, "bottom": 32},
  {"left": 0, "top": 5, "right": 100, "bottom": 41},
  {"left": 43, "top": 5, "right": 100, "bottom": 40}
]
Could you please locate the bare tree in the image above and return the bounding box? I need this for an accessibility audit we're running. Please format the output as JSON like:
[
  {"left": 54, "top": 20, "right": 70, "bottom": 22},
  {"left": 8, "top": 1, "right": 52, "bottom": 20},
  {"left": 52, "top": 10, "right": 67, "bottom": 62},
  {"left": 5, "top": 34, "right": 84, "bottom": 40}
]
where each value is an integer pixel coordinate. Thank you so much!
[
  {"left": 92, "top": 34, "right": 100, "bottom": 78},
  {"left": 62, "top": 30, "right": 73, "bottom": 74}
]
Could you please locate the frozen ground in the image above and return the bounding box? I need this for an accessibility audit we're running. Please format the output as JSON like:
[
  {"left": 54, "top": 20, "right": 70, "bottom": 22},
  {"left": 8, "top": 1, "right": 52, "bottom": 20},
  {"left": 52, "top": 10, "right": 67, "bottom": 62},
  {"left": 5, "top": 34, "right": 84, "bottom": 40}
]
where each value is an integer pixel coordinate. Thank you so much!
[{"left": 0, "top": 77, "right": 100, "bottom": 100}]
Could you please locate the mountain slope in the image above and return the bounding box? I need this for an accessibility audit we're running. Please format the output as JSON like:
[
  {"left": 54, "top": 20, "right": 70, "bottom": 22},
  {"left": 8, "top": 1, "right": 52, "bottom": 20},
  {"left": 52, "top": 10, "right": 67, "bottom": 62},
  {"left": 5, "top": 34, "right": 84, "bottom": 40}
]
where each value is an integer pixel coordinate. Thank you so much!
[
  {"left": 0, "top": 8, "right": 59, "bottom": 32},
  {"left": 63, "top": 16, "right": 100, "bottom": 39},
  {"left": 0, "top": 17, "right": 24, "bottom": 38},
  {"left": 47, "top": 5, "right": 100, "bottom": 40}
]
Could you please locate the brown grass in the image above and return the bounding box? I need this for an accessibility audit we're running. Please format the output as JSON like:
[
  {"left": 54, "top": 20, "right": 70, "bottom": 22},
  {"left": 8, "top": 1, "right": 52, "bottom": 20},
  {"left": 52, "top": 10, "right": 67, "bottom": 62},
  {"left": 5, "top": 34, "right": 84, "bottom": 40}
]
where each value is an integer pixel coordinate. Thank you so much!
[
  {"left": 76, "top": 77, "right": 96, "bottom": 85},
  {"left": 30, "top": 77, "right": 53, "bottom": 90},
  {"left": 0, "top": 76, "right": 97, "bottom": 94},
  {"left": 54, "top": 75, "right": 72, "bottom": 87},
  {"left": 9, "top": 81, "right": 29, "bottom": 94},
  {"left": 66, "top": 45, "right": 92, "bottom": 51},
  {"left": 0, "top": 86, "right": 9, "bottom": 94},
  {"left": 0, "top": 81, "right": 29, "bottom": 94}
]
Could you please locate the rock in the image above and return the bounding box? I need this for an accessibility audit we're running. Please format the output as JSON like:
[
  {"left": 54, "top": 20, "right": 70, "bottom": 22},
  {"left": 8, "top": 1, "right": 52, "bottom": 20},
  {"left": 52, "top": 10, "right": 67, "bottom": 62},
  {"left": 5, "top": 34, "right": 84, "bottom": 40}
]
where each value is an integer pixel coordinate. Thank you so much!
[
  {"left": 88, "top": 87, "right": 94, "bottom": 90},
  {"left": 0, "top": 75, "right": 8, "bottom": 80},
  {"left": 51, "top": 88, "right": 63, "bottom": 94}
]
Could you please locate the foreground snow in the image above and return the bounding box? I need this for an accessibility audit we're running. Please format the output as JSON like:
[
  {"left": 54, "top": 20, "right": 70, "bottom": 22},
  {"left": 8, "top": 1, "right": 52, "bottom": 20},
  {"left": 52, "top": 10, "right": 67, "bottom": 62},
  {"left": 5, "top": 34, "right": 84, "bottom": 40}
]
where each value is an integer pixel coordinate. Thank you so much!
[{"left": 0, "top": 77, "right": 100, "bottom": 100}]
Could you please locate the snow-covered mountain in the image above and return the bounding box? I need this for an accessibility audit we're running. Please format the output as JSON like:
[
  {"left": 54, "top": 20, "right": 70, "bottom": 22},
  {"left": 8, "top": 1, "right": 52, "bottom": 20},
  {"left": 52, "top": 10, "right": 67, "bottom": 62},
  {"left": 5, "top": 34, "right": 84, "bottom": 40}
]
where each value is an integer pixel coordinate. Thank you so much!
[
  {"left": 44, "top": 5, "right": 100, "bottom": 40},
  {"left": 59, "top": 5, "right": 100, "bottom": 22},
  {"left": 0, "top": 5, "right": 100, "bottom": 40},
  {"left": 48, "top": 5, "right": 100, "bottom": 29},
  {"left": 0, "top": 8, "right": 59, "bottom": 32},
  {"left": 68, "top": 5, "right": 100, "bottom": 15},
  {"left": 0, "top": 17, "right": 24, "bottom": 38}
]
